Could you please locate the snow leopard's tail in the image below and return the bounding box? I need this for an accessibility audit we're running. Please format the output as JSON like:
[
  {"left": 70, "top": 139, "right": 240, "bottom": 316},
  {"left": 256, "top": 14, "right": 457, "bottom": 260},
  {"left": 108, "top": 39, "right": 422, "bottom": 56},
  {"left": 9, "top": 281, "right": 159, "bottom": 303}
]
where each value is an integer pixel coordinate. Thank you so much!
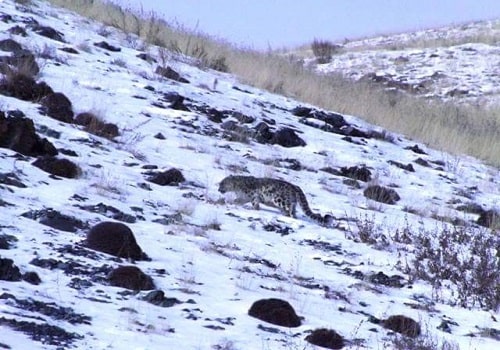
[{"left": 295, "top": 186, "right": 334, "bottom": 227}]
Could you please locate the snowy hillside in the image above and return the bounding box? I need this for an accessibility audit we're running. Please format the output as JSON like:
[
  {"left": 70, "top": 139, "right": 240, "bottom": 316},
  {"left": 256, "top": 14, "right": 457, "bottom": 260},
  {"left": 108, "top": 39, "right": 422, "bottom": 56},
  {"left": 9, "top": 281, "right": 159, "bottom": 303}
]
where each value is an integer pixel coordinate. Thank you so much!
[
  {"left": 303, "top": 19, "right": 500, "bottom": 107},
  {"left": 0, "top": 1, "right": 499, "bottom": 349}
]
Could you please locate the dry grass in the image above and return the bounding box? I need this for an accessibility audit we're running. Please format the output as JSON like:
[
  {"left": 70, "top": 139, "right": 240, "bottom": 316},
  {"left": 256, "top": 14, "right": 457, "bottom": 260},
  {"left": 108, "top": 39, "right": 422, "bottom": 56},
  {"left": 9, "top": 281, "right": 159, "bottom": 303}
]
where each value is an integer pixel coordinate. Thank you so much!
[{"left": 47, "top": 0, "right": 500, "bottom": 167}]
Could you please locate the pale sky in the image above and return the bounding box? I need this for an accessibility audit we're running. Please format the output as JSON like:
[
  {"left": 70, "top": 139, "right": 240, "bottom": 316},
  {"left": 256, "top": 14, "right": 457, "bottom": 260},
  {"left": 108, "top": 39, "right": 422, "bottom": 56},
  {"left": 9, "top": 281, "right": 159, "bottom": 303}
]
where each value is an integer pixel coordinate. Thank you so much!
[{"left": 111, "top": 1, "right": 500, "bottom": 49}]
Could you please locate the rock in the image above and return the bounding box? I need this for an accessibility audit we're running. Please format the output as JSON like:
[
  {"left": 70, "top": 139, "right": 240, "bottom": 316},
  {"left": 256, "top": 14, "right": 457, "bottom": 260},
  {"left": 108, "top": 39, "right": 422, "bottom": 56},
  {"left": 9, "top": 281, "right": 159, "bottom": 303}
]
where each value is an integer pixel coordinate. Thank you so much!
[
  {"left": 147, "top": 168, "right": 185, "bottom": 186},
  {"left": 0, "top": 258, "right": 22, "bottom": 281},
  {"left": 85, "top": 221, "right": 149, "bottom": 260},
  {"left": 22, "top": 271, "right": 41, "bottom": 285},
  {"left": 32, "top": 156, "right": 80, "bottom": 178},
  {"left": 93, "top": 41, "right": 121, "bottom": 52},
  {"left": 477, "top": 210, "right": 499, "bottom": 229},
  {"left": 340, "top": 165, "right": 372, "bottom": 182},
  {"left": 39, "top": 92, "right": 74, "bottom": 123},
  {"left": 142, "top": 290, "right": 182, "bottom": 307},
  {"left": 0, "top": 49, "right": 40, "bottom": 76},
  {"left": 107, "top": 266, "right": 155, "bottom": 290},
  {"left": 155, "top": 66, "right": 189, "bottom": 83},
  {"left": 248, "top": 298, "right": 301, "bottom": 327},
  {"left": 388, "top": 160, "right": 415, "bottom": 172},
  {"left": 0, "top": 112, "right": 58, "bottom": 157},
  {"left": 0, "top": 72, "right": 52, "bottom": 101},
  {"left": 74, "top": 112, "right": 119, "bottom": 139},
  {"left": 21, "top": 209, "right": 87, "bottom": 233},
  {"left": 31, "top": 25, "right": 65, "bottom": 42},
  {"left": 270, "top": 127, "right": 306, "bottom": 148},
  {"left": 382, "top": 315, "right": 421, "bottom": 338},
  {"left": 0, "top": 39, "right": 23, "bottom": 52},
  {"left": 161, "top": 92, "right": 190, "bottom": 111},
  {"left": 363, "top": 185, "right": 400, "bottom": 205},
  {"left": 305, "top": 328, "right": 345, "bottom": 349},
  {"left": 405, "top": 144, "right": 427, "bottom": 155}
]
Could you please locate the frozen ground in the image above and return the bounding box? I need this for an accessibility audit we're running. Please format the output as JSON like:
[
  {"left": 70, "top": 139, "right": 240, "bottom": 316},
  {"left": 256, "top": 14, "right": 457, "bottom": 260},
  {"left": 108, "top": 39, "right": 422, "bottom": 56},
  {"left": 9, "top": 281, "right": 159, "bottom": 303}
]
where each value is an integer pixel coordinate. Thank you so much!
[{"left": 0, "top": 1, "right": 499, "bottom": 349}]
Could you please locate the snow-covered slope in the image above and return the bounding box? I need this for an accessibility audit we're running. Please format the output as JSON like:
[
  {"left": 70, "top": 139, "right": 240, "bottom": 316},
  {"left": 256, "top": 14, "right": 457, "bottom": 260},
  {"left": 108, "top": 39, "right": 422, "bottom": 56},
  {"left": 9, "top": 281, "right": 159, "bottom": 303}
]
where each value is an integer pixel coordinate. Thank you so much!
[
  {"left": 304, "top": 19, "right": 500, "bottom": 107},
  {"left": 0, "top": 1, "right": 499, "bottom": 349}
]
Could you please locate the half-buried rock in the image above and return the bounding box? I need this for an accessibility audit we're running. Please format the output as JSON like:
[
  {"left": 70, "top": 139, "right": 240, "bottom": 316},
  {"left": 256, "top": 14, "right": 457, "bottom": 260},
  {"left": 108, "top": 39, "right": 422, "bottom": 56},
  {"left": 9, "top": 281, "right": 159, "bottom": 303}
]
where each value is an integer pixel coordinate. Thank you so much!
[
  {"left": 85, "top": 221, "right": 149, "bottom": 261},
  {"left": 108, "top": 265, "right": 155, "bottom": 291},
  {"left": 248, "top": 298, "right": 301, "bottom": 327}
]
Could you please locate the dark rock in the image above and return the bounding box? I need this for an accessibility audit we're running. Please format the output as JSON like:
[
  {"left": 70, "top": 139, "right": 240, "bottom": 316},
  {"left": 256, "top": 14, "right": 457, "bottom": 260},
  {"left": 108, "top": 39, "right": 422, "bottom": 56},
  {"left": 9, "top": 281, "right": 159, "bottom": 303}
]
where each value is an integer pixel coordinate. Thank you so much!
[
  {"left": 137, "top": 53, "right": 156, "bottom": 63},
  {"left": 142, "top": 290, "right": 182, "bottom": 307},
  {"left": 0, "top": 317, "right": 83, "bottom": 347},
  {"left": 368, "top": 271, "right": 405, "bottom": 288},
  {"left": 22, "top": 271, "right": 41, "bottom": 285},
  {"left": 0, "top": 172, "right": 26, "bottom": 188},
  {"left": 147, "top": 168, "right": 185, "bottom": 186},
  {"left": 21, "top": 208, "right": 87, "bottom": 232},
  {"left": 1, "top": 14, "right": 13, "bottom": 23},
  {"left": 0, "top": 49, "right": 40, "bottom": 76},
  {"left": 0, "top": 293, "right": 91, "bottom": 324},
  {"left": 59, "top": 47, "right": 79, "bottom": 54},
  {"left": 0, "top": 112, "right": 57, "bottom": 156},
  {"left": 59, "top": 148, "right": 78, "bottom": 157},
  {"left": 270, "top": 127, "right": 306, "bottom": 148},
  {"left": 340, "top": 165, "right": 372, "bottom": 182},
  {"left": 77, "top": 203, "right": 137, "bottom": 223},
  {"left": 8, "top": 25, "right": 28, "bottom": 36},
  {"left": 32, "top": 156, "right": 80, "bottom": 178},
  {"left": 253, "top": 122, "right": 274, "bottom": 143},
  {"left": 263, "top": 222, "right": 294, "bottom": 236},
  {"left": 32, "top": 25, "right": 65, "bottom": 42},
  {"left": 405, "top": 144, "right": 427, "bottom": 155},
  {"left": 388, "top": 160, "right": 415, "bottom": 172},
  {"left": 364, "top": 185, "right": 400, "bottom": 205},
  {"left": 477, "top": 210, "right": 499, "bottom": 229},
  {"left": 161, "top": 92, "right": 190, "bottom": 111},
  {"left": 0, "top": 72, "right": 52, "bottom": 101},
  {"left": 0, "top": 258, "right": 22, "bottom": 281},
  {"left": 108, "top": 266, "right": 155, "bottom": 290},
  {"left": 455, "top": 202, "right": 484, "bottom": 215},
  {"left": 292, "top": 106, "right": 347, "bottom": 131},
  {"left": 437, "top": 320, "right": 453, "bottom": 333},
  {"left": 232, "top": 111, "right": 254, "bottom": 124},
  {"left": 93, "top": 41, "right": 121, "bottom": 52},
  {"left": 0, "top": 234, "right": 17, "bottom": 249},
  {"left": 248, "top": 298, "right": 301, "bottom": 327},
  {"left": 0, "top": 39, "right": 23, "bottom": 52},
  {"left": 305, "top": 328, "right": 345, "bottom": 349},
  {"left": 74, "top": 112, "right": 119, "bottom": 139},
  {"left": 414, "top": 158, "right": 430, "bottom": 167},
  {"left": 39, "top": 92, "right": 74, "bottom": 123},
  {"left": 205, "top": 108, "right": 227, "bottom": 123},
  {"left": 155, "top": 66, "right": 189, "bottom": 83},
  {"left": 85, "top": 221, "right": 149, "bottom": 260},
  {"left": 154, "top": 132, "right": 166, "bottom": 140},
  {"left": 382, "top": 315, "right": 421, "bottom": 338},
  {"left": 291, "top": 106, "right": 313, "bottom": 117}
]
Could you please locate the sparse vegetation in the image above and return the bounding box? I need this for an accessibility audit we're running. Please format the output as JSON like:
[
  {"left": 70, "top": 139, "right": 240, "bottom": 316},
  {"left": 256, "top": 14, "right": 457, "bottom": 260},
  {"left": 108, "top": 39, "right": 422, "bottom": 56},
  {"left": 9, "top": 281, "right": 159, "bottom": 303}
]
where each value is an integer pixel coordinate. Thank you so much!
[
  {"left": 351, "top": 214, "right": 500, "bottom": 311},
  {"left": 408, "top": 223, "right": 499, "bottom": 310},
  {"left": 47, "top": 0, "right": 500, "bottom": 166},
  {"left": 311, "top": 38, "right": 341, "bottom": 63}
]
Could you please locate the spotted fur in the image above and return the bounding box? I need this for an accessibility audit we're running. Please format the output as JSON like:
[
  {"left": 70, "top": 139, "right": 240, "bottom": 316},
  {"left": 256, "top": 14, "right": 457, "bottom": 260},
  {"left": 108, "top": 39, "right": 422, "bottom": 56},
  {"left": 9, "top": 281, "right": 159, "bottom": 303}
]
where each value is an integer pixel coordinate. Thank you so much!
[{"left": 219, "top": 175, "right": 333, "bottom": 226}]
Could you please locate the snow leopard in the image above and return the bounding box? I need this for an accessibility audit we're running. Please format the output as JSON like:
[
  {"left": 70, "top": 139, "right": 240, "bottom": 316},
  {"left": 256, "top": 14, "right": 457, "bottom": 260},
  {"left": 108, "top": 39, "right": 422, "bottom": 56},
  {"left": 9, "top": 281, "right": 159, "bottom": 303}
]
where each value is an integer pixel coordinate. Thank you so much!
[{"left": 218, "top": 175, "right": 334, "bottom": 226}]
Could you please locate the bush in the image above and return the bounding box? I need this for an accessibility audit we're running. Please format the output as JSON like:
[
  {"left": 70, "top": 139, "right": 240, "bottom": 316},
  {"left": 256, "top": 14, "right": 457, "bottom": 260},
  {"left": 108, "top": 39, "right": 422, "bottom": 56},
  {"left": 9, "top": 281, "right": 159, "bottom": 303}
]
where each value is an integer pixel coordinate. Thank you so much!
[
  {"left": 311, "top": 39, "right": 341, "bottom": 63},
  {"left": 408, "top": 223, "right": 499, "bottom": 310}
]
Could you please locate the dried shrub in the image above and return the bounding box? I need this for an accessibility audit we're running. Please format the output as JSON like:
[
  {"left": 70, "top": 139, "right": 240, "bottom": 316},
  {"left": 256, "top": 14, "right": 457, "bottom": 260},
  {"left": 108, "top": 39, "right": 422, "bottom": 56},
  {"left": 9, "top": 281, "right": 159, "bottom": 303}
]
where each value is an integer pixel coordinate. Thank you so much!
[
  {"left": 407, "top": 223, "right": 499, "bottom": 310},
  {"left": 311, "top": 39, "right": 341, "bottom": 63}
]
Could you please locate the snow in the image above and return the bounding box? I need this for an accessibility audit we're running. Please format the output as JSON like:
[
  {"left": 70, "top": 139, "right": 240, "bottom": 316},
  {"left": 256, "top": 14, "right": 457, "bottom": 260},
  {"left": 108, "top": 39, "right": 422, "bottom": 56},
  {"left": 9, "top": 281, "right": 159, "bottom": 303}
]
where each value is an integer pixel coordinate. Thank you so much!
[
  {"left": 306, "top": 19, "right": 500, "bottom": 106},
  {"left": 0, "top": 1, "right": 499, "bottom": 349}
]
